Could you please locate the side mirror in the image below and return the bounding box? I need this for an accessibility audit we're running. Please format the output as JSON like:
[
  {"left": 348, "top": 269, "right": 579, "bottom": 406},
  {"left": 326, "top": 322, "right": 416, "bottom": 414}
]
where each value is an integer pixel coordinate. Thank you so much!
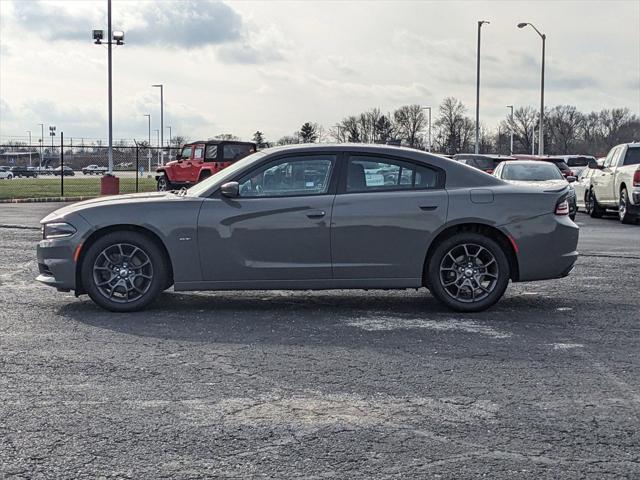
[
  {"left": 220, "top": 181, "right": 239, "bottom": 198},
  {"left": 567, "top": 176, "right": 577, "bottom": 183},
  {"left": 588, "top": 159, "right": 601, "bottom": 169}
]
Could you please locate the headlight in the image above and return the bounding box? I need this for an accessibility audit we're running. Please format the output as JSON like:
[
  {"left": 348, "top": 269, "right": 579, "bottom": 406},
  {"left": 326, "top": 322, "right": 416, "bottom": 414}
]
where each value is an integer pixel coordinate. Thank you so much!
[{"left": 43, "top": 222, "right": 76, "bottom": 239}]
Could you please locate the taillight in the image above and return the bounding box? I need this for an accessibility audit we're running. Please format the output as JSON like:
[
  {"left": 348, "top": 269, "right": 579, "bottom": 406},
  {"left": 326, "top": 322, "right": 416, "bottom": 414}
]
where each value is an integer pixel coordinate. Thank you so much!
[
  {"left": 555, "top": 199, "right": 569, "bottom": 215},
  {"left": 633, "top": 168, "right": 640, "bottom": 187}
]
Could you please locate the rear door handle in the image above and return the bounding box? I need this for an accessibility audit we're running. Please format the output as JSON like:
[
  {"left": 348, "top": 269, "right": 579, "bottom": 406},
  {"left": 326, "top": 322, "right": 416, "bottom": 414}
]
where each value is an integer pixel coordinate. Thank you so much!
[
  {"left": 419, "top": 205, "right": 438, "bottom": 211},
  {"left": 306, "top": 210, "right": 326, "bottom": 218}
]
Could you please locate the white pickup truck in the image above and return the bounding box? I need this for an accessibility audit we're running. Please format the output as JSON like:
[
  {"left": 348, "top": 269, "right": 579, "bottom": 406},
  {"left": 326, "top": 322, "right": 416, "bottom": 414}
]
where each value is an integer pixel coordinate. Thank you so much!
[{"left": 588, "top": 142, "right": 640, "bottom": 224}]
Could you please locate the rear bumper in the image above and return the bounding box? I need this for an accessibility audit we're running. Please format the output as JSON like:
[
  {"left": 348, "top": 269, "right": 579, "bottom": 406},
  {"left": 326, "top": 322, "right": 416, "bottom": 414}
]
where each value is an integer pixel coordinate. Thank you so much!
[{"left": 505, "top": 213, "right": 579, "bottom": 282}]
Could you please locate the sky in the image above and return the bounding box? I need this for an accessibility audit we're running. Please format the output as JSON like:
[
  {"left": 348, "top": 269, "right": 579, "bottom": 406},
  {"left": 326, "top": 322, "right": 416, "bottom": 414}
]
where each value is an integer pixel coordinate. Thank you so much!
[{"left": 0, "top": 0, "right": 639, "bottom": 145}]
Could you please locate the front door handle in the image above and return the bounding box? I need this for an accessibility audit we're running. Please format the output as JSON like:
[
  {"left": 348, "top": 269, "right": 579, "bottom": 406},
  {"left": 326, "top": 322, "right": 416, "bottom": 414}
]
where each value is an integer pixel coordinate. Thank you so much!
[
  {"left": 306, "top": 210, "right": 326, "bottom": 218},
  {"left": 419, "top": 205, "right": 438, "bottom": 211}
]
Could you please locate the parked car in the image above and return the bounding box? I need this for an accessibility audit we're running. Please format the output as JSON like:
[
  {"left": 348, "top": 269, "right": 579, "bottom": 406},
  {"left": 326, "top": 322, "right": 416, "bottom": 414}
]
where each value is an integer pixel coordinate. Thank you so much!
[
  {"left": 453, "top": 154, "right": 515, "bottom": 174},
  {"left": 52, "top": 166, "right": 75, "bottom": 176},
  {"left": 512, "top": 155, "right": 575, "bottom": 178},
  {"left": 9, "top": 166, "right": 38, "bottom": 178},
  {"left": 574, "top": 159, "right": 604, "bottom": 213},
  {"left": 588, "top": 142, "right": 640, "bottom": 223},
  {"left": 156, "top": 140, "right": 257, "bottom": 191},
  {"left": 35, "top": 166, "right": 54, "bottom": 175},
  {"left": 493, "top": 160, "right": 577, "bottom": 220},
  {"left": 82, "top": 164, "right": 108, "bottom": 175},
  {"left": 0, "top": 166, "right": 14, "bottom": 179},
  {"left": 37, "top": 144, "right": 578, "bottom": 313},
  {"left": 551, "top": 155, "right": 596, "bottom": 178}
]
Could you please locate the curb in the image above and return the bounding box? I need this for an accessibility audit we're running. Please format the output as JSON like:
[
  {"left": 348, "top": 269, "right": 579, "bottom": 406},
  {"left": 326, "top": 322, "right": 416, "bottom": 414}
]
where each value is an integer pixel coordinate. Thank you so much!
[{"left": 0, "top": 196, "right": 98, "bottom": 204}]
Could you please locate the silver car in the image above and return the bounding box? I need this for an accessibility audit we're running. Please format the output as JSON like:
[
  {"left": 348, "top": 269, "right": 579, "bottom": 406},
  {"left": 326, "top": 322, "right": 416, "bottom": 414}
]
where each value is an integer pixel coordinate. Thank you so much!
[{"left": 37, "top": 145, "right": 579, "bottom": 313}]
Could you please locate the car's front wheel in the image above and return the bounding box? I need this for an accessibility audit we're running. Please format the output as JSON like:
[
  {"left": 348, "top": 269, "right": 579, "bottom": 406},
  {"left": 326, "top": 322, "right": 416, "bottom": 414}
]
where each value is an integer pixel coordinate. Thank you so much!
[
  {"left": 156, "top": 174, "right": 172, "bottom": 191},
  {"left": 427, "top": 232, "right": 510, "bottom": 312},
  {"left": 81, "top": 231, "right": 167, "bottom": 312}
]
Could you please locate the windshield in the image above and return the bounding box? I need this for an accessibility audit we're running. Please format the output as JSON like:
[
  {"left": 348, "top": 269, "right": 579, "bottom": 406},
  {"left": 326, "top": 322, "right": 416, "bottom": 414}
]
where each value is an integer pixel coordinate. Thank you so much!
[
  {"left": 187, "top": 151, "right": 267, "bottom": 197},
  {"left": 503, "top": 163, "right": 564, "bottom": 181}
]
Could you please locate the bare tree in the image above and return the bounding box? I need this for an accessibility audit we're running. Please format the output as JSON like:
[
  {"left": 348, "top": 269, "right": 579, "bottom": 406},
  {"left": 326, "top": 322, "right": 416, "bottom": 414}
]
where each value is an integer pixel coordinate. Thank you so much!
[
  {"left": 394, "top": 104, "right": 426, "bottom": 148},
  {"left": 546, "top": 105, "right": 583, "bottom": 154}
]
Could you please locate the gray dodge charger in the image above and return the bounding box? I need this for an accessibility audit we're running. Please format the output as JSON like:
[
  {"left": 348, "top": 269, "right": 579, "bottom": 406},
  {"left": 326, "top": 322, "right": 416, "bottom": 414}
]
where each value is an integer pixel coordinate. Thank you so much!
[{"left": 37, "top": 144, "right": 579, "bottom": 312}]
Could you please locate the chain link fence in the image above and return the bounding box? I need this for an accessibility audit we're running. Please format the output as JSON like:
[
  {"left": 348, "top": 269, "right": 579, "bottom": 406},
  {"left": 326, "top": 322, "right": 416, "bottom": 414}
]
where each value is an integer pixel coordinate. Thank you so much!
[{"left": 0, "top": 144, "right": 178, "bottom": 200}]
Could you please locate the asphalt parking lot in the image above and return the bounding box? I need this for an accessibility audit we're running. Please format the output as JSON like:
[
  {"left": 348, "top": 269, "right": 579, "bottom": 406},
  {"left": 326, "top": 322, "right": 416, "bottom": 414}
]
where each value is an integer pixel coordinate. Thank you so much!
[{"left": 1, "top": 203, "right": 639, "bottom": 479}]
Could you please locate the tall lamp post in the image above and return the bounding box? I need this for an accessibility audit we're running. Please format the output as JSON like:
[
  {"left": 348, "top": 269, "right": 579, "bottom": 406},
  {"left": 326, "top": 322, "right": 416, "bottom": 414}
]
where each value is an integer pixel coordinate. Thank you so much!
[
  {"left": 144, "top": 114, "right": 151, "bottom": 174},
  {"left": 421, "top": 106, "right": 432, "bottom": 152},
  {"left": 506, "top": 105, "right": 514, "bottom": 155},
  {"left": 38, "top": 123, "right": 44, "bottom": 168},
  {"left": 475, "top": 20, "right": 490, "bottom": 154},
  {"left": 93, "top": 0, "right": 125, "bottom": 174},
  {"left": 152, "top": 84, "right": 163, "bottom": 165},
  {"left": 26, "top": 130, "right": 32, "bottom": 167},
  {"left": 518, "top": 22, "right": 545, "bottom": 155},
  {"left": 154, "top": 129, "right": 160, "bottom": 166}
]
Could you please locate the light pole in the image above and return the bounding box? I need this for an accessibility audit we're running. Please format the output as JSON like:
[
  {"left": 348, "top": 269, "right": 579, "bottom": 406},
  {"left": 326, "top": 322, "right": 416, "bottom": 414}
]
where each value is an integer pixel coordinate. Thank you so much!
[
  {"left": 154, "top": 129, "right": 160, "bottom": 166},
  {"left": 333, "top": 124, "right": 343, "bottom": 143},
  {"left": 26, "top": 130, "right": 32, "bottom": 166},
  {"left": 475, "top": 20, "right": 490, "bottom": 154},
  {"left": 152, "top": 84, "right": 163, "bottom": 165},
  {"left": 518, "top": 22, "right": 545, "bottom": 155},
  {"left": 144, "top": 114, "right": 151, "bottom": 174},
  {"left": 49, "top": 126, "right": 56, "bottom": 166},
  {"left": 166, "top": 126, "right": 172, "bottom": 160},
  {"left": 506, "top": 105, "right": 514, "bottom": 155},
  {"left": 93, "top": 0, "right": 125, "bottom": 174},
  {"left": 38, "top": 123, "right": 44, "bottom": 168},
  {"left": 421, "top": 106, "right": 432, "bottom": 152}
]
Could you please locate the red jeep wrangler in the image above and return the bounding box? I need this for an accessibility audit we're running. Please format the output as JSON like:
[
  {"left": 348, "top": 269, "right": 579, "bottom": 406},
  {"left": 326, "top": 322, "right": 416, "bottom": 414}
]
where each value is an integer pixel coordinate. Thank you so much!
[{"left": 156, "top": 140, "right": 257, "bottom": 191}]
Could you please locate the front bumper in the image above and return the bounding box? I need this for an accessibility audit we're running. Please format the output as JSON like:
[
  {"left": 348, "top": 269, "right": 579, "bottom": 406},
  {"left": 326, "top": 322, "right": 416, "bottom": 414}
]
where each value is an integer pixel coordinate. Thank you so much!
[{"left": 37, "top": 238, "right": 78, "bottom": 291}]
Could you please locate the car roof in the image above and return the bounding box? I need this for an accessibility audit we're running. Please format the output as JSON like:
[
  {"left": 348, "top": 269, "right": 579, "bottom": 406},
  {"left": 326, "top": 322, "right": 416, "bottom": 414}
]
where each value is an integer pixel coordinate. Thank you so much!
[
  {"left": 453, "top": 154, "right": 516, "bottom": 160},
  {"left": 187, "top": 140, "right": 256, "bottom": 146},
  {"left": 500, "top": 160, "right": 559, "bottom": 166}
]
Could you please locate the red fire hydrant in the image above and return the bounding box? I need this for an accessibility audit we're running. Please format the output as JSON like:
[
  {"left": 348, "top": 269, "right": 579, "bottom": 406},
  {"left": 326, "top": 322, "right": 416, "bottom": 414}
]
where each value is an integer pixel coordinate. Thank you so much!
[{"left": 100, "top": 173, "right": 120, "bottom": 196}]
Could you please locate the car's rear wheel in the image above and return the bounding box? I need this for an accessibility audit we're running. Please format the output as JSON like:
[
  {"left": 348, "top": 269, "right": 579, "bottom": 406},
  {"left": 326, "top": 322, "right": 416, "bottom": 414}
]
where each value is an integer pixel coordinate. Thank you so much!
[
  {"left": 619, "top": 188, "right": 635, "bottom": 224},
  {"left": 427, "top": 232, "right": 510, "bottom": 312},
  {"left": 588, "top": 190, "right": 604, "bottom": 218},
  {"left": 156, "top": 174, "right": 172, "bottom": 191},
  {"left": 81, "top": 231, "right": 167, "bottom": 312}
]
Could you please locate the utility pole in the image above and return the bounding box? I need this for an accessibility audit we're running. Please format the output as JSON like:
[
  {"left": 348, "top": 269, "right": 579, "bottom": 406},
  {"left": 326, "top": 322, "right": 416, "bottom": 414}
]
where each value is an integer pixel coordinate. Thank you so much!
[
  {"left": 422, "top": 106, "right": 432, "bottom": 152},
  {"left": 518, "top": 22, "right": 546, "bottom": 155},
  {"left": 475, "top": 20, "right": 490, "bottom": 154}
]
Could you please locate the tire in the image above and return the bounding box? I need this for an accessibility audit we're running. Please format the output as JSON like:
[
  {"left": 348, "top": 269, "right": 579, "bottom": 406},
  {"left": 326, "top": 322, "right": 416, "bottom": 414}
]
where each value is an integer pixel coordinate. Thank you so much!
[
  {"left": 156, "top": 174, "right": 172, "bottom": 191},
  {"left": 81, "top": 231, "right": 167, "bottom": 312},
  {"left": 619, "top": 188, "right": 635, "bottom": 224},
  {"left": 589, "top": 190, "right": 604, "bottom": 218},
  {"left": 426, "top": 232, "right": 510, "bottom": 312}
]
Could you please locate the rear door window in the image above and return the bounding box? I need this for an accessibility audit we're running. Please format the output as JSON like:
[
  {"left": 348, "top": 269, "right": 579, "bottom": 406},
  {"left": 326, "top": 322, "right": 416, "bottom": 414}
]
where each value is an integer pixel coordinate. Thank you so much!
[
  {"left": 346, "top": 156, "right": 441, "bottom": 192},
  {"left": 194, "top": 146, "right": 204, "bottom": 160},
  {"left": 205, "top": 145, "right": 218, "bottom": 160}
]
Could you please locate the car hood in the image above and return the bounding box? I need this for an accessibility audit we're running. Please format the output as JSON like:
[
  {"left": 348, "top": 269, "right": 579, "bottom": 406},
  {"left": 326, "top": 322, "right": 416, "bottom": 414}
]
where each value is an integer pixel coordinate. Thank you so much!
[{"left": 40, "top": 192, "right": 186, "bottom": 224}]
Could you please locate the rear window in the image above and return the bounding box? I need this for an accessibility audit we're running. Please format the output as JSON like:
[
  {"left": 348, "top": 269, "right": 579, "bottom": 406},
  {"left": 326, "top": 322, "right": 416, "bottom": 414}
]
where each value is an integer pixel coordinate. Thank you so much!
[
  {"left": 223, "top": 144, "right": 255, "bottom": 162},
  {"left": 566, "top": 157, "right": 591, "bottom": 167},
  {"left": 468, "top": 158, "right": 495, "bottom": 170},
  {"left": 623, "top": 147, "right": 640, "bottom": 166}
]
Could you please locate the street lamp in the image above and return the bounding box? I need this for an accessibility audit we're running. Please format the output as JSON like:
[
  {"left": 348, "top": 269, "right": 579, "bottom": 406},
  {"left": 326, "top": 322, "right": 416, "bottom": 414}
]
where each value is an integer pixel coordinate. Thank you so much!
[
  {"left": 475, "top": 20, "right": 490, "bottom": 154},
  {"left": 506, "top": 105, "right": 514, "bottom": 155},
  {"left": 518, "top": 22, "right": 545, "bottom": 155},
  {"left": 26, "top": 130, "right": 32, "bottom": 167},
  {"left": 144, "top": 114, "right": 151, "bottom": 174},
  {"left": 93, "top": 0, "right": 125, "bottom": 174},
  {"left": 154, "top": 129, "right": 160, "bottom": 166},
  {"left": 38, "top": 123, "right": 44, "bottom": 168},
  {"left": 421, "top": 106, "right": 432, "bottom": 152},
  {"left": 332, "top": 124, "right": 343, "bottom": 143},
  {"left": 166, "top": 126, "right": 172, "bottom": 147},
  {"left": 152, "top": 84, "right": 163, "bottom": 165}
]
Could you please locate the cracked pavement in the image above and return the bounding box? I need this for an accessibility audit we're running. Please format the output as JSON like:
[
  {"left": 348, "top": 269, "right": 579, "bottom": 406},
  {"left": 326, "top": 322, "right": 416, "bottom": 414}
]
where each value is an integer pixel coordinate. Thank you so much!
[{"left": 0, "top": 204, "right": 639, "bottom": 479}]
